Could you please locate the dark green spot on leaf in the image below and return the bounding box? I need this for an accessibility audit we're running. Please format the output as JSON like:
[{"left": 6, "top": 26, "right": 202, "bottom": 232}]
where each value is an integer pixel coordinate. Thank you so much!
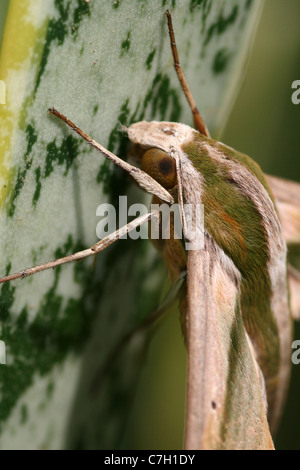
[
  {"left": 213, "top": 48, "right": 230, "bottom": 74},
  {"left": 33, "top": 166, "right": 42, "bottom": 206},
  {"left": 145, "top": 49, "right": 156, "bottom": 70},
  {"left": 120, "top": 31, "right": 131, "bottom": 57},
  {"left": 7, "top": 124, "right": 38, "bottom": 217},
  {"left": 162, "top": 0, "right": 176, "bottom": 7},
  {"left": 113, "top": 0, "right": 121, "bottom": 8},
  {"left": 44, "top": 134, "right": 80, "bottom": 179},
  {"left": 204, "top": 5, "right": 238, "bottom": 46}
]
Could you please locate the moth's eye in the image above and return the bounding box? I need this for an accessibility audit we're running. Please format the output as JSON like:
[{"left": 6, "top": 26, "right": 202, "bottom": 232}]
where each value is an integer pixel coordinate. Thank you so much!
[{"left": 141, "top": 148, "right": 177, "bottom": 189}]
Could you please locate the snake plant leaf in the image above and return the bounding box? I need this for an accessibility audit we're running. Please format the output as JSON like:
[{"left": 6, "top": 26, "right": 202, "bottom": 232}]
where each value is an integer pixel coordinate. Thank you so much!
[{"left": 0, "top": 0, "right": 264, "bottom": 449}]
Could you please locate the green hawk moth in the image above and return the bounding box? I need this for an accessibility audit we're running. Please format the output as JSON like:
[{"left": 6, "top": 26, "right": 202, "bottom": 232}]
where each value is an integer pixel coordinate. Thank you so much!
[{"left": 1, "top": 10, "right": 300, "bottom": 450}]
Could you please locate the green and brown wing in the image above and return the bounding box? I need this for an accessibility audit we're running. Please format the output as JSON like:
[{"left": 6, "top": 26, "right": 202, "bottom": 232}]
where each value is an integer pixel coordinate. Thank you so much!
[{"left": 184, "top": 238, "right": 274, "bottom": 450}]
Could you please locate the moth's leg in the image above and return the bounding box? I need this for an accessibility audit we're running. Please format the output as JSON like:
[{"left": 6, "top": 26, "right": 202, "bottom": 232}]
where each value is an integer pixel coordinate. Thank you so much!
[
  {"left": 0, "top": 211, "right": 158, "bottom": 284},
  {"left": 165, "top": 10, "right": 210, "bottom": 138},
  {"left": 91, "top": 272, "right": 186, "bottom": 395},
  {"left": 49, "top": 108, "right": 173, "bottom": 205}
]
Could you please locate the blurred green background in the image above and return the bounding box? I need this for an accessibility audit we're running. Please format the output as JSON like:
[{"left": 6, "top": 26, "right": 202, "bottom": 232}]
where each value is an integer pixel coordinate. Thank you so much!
[
  {"left": 0, "top": 0, "right": 299, "bottom": 450},
  {"left": 126, "top": 0, "right": 300, "bottom": 450}
]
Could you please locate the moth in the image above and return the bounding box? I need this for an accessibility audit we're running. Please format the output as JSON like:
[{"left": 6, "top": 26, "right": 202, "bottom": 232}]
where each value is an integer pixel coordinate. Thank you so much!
[{"left": 1, "top": 10, "right": 300, "bottom": 450}]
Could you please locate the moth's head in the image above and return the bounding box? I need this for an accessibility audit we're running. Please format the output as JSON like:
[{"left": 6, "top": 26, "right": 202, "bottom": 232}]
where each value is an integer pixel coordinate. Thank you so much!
[{"left": 126, "top": 121, "right": 194, "bottom": 190}]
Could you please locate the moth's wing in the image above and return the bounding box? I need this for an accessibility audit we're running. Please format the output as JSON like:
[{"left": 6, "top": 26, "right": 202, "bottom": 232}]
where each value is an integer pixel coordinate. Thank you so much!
[
  {"left": 185, "top": 238, "right": 274, "bottom": 450},
  {"left": 267, "top": 175, "right": 300, "bottom": 245},
  {"left": 267, "top": 175, "right": 300, "bottom": 319}
]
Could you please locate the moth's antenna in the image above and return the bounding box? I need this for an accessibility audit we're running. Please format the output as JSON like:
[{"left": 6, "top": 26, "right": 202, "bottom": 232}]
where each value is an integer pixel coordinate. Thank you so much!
[
  {"left": 165, "top": 10, "right": 210, "bottom": 138},
  {"left": 48, "top": 107, "right": 173, "bottom": 204}
]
